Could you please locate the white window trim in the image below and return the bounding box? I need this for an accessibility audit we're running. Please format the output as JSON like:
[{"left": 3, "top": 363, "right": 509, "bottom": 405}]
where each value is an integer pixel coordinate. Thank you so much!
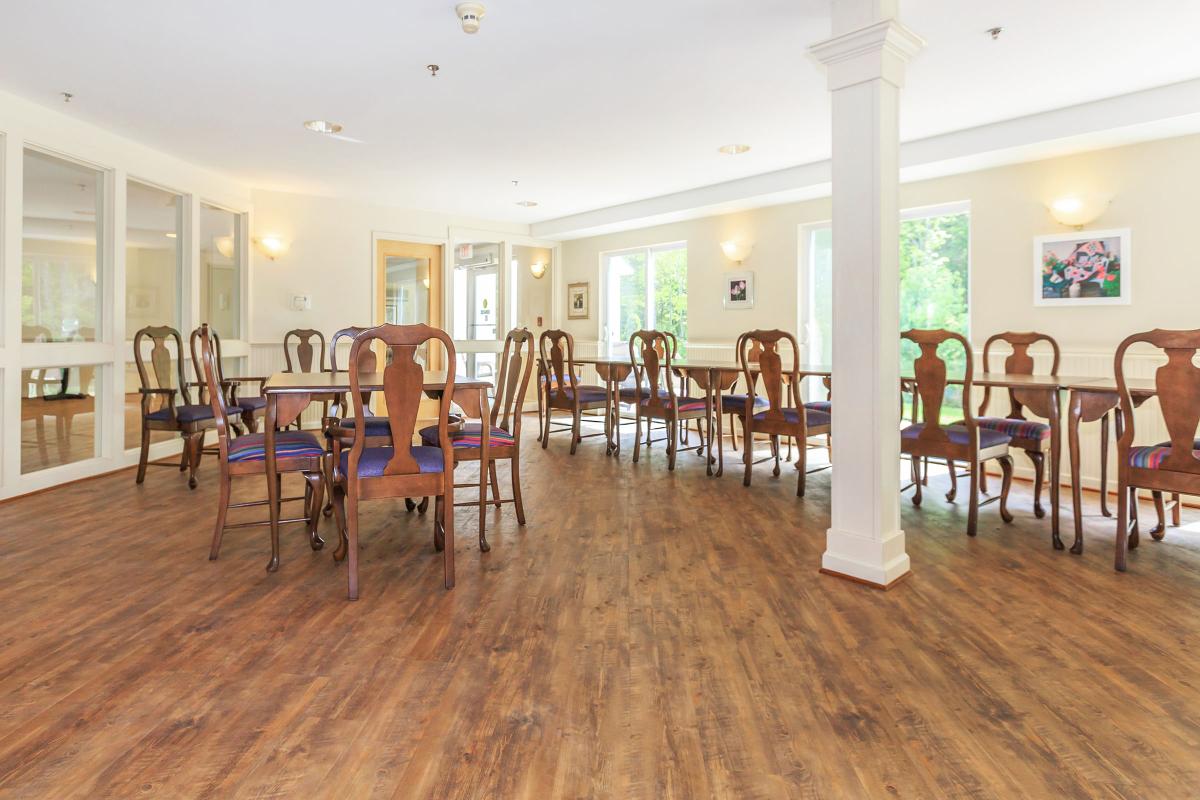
[{"left": 598, "top": 240, "right": 686, "bottom": 350}]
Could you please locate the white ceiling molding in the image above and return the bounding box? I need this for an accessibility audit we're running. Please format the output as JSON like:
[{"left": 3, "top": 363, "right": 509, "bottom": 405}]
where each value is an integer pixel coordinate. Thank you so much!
[{"left": 533, "top": 78, "right": 1200, "bottom": 241}]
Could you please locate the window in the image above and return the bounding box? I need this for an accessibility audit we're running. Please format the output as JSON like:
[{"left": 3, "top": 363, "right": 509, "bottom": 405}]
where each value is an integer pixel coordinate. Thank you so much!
[
  {"left": 199, "top": 203, "right": 242, "bottom": 339},
  {"left": 126, "top": 180, "right": 183, "bottom": 335},
  {"left": 801, "top": 204, "right": 970, "bottom": 407},
  {"left": 603, "top": 243, "right": 687, "bottom": 351},
  {"left": 22, "top": 150, "right": 105, "bottom": 342},
  {"left": 22, "top": 363, "right": 102, "bottom": 473}
]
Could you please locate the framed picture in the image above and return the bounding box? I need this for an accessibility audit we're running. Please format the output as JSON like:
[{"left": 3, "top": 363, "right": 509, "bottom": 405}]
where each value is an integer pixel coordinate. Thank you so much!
[
  {"left": 1034, "top": 228, "right": 1131, "bottom": 306},
  {"left": 567, "top": 282, "right": 590, "bottom": 319},
  {"left": 723, "top": 271, "right": 755, "bottom": 310}
]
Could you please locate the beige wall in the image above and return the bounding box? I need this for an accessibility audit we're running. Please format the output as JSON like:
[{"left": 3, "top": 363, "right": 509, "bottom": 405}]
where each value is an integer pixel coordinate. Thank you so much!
[
  {"left": 560, "top": 133, "right": 1200, "bottom": 351},
  {"left": 512, "top": 245, "right": 553, "bottom": 336}
]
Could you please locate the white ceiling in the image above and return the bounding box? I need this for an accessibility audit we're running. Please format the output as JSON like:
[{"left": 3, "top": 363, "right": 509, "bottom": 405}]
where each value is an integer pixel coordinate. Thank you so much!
[{"left": 2, "top": 0, "right": 1199, "bottom": 225}]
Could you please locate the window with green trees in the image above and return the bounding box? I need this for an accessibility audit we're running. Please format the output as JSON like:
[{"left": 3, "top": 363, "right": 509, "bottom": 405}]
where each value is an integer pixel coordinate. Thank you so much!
[{"left": 603, "top": 243, "right": 687, "bottom": 353}]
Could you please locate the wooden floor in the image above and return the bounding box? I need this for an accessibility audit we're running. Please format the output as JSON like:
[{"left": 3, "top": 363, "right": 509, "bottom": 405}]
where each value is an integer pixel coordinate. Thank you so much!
[{"left": 1, "top": 419, "right": 1198, "bottom": 799}]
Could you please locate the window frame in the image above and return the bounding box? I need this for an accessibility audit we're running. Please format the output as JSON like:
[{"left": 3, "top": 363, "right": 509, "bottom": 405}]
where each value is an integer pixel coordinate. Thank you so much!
[{"left": 599, "top": 240, "right": 687, "bottom": 351}]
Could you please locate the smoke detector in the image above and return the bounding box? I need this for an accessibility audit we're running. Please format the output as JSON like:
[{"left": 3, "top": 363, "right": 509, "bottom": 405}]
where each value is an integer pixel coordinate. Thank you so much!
[{"left": 456, "top": 2, "right": 486, "bottom": 34}]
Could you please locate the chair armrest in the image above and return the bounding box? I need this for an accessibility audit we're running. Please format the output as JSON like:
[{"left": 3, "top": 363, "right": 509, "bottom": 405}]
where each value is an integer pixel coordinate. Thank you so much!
[{"left": 139, "top": 387, "right": 176, "bottom": 396}]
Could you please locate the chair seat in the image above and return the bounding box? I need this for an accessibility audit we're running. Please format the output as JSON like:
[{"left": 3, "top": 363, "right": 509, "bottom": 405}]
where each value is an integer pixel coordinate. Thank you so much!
[
  {"left": 553, "top": 385, "right": 607, "bottom": 404},
  {"left": 901, "top": 423, "right": 1011, "bottom": 449},
  {"left": 619, "top": 386, "right": 670, "bottom": 402},
  {"left": 640, "top": 396, "right": 707, "bottom": 413},
  {"left": 974, "top": 416, "right": 1050, "bottom": 441},
  {"left": 340, "top": 445, "right": 445, "bottom": 477},
  {"left": 146, "top": 403, "right": 214, "bottom": 423},
  {"left": 340, "top": 415, "right": 393, "bottom": 434},
  {"left": 227, "top": 430, "right": 325, "bottom": 462},
  {"left": 805, "top": 400, "right": 831, "bottom": 414},
  {"left": 236, "top": 395, "right": 267, "bottom": 411},
  {"left": 1128, "top": 439, "right": 1200, "bottom": 469},
  {"left": 721, "top": 394, "right": 769, "bottom": 412},
  {"left": 751, "top": 407, "right": 830, "bottom": 427},
  {"left": 419, "top": 423, "right": 516, "bottom": 449}
]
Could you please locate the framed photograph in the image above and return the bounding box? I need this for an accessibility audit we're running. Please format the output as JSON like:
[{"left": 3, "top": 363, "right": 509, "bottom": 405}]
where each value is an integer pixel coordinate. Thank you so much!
[
  {"left": 723, "top": 271, "right": 755, "bottom": 310},
  {"left": 1034, "top": 228, "right": 1131, "bottom": 306},
  {"left": 567, "top": 282, "right": 590, "bottom": 319}
]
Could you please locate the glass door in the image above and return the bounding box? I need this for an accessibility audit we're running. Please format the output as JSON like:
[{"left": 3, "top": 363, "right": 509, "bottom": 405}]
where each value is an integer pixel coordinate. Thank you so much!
[{"left": 451, "top": 239, "right": 504, "bottom": 380}]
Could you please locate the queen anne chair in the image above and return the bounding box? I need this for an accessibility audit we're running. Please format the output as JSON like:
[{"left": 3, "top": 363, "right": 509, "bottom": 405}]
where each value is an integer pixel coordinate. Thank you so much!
[
  {"left": 901, "top": 329, "right": 1015, "bottom": 535},
  {"left": 189, "top": 326, "right": 265, "bottom": 434},
  {"left": 738, "top": 330, "right": 830, "bottom": 495},
  {"left": 973, "top": 332, "right": 1060, "bottom": 519},
  {"left": 419, "top": 327, "right": 534, "bottom": 551},
  {"left": 198, "top": 324, "right": 327, "bottom": 571},
  {"left": 133, "top": 325, "right": 216, "bottom": 489},
  {"left": 1113, "top": 328, "right": 1200, "bottom": 572},
  {"left": 615, "top": 331, "right": 683, "bottom": 455},
  {"left": 628, "top": 330, "right": 709, "bottom": 470},
  {"left": 539, "top": 329, "right": 608, "bottom": 454},
  {"left": 329, "top": 324, "right": 458, "bottom": 600},
  {"left": 283, "top": 328, "right": 337, "bottom": 426}
]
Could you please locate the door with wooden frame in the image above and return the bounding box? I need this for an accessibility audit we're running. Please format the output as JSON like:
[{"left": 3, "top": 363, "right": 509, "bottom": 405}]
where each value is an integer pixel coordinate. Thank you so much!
[{"left": 373, "top": 239, "right": 444, "bottom": 418}]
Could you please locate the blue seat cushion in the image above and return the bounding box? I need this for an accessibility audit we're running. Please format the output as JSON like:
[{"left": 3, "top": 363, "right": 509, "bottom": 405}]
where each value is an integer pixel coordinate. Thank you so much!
[
  {"left": 722, "top": 394, "right": 769, "bottom": 412},
  {"left": 973, "top": 416, "right": 1051, "bottom": 441},
  {"left": 901, "top": 423, "right": 1011, "bottom": 449},
  {"left": 640, "top": 396, "right": 707, "bottom": 413},
  {"left": 227, "top": 430, "right": 325, "bottom": 462},
  {"left": 236, "top": 395, "right": 267, "bottom": 411},
  {"left": 619, "top": 386, "right": 670, "bottom": 402},
  {"left": 1128, "top": 439, "right": 1200, "bottom": 469},
  {"left": 553, "top": 385, "right": 607, "bottom": 404},
  {"left": 339, "top": 415, "right": 393, "bottom": 434},
  {"left": 419, "top": 423, "right": 517, "bottom": 449},
  {"left": 752, "top": 407, "right": 831, "bottom": 427},
  {"left": 805, "top": 400, "right": 832, "bottom": 414},
  {"left": 340, "top": 446, "right": 445, "bottom": 477},
  {"left": 146, "top": 403, "right": 214, "bottom": 423}
]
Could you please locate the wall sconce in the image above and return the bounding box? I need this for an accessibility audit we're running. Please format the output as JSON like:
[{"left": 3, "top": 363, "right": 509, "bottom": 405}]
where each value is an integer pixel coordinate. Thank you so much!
[
  {"left": 530, "top": 261, "right": 547, "bottom": 279},
  {"left": 1048, "top": 196, "right": 1108, "bottom": 230},
  {"left": 721, "top": 239, "right": 753, "bottom": 264},
  {"left": 254, "top": 235, "right": 289, "bottom": 261},
  {"left": 214, "top": 235, "right": 235, "bottom": 259}
]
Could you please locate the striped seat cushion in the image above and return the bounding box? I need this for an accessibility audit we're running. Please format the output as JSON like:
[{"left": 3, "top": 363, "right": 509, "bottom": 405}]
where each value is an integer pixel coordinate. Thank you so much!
[
  {"left": 227, "top": 430, "right": 325, "bottom": 462},
  {"left": 619, "top": 386, "right": 670, "bottom": 402},
  {"left": 753, "top": 407, "right": 831, "bottom": 427},
  {"left": 974, "top": 416, "right": 1051, "bottom": 441},
  {"left": 418, "top": 423, "right": 516, "bottom": 449},
  {"left": 1128, "top": 439, "right": 1200, "bottom": 469},
  {"left": 805, "top": 400, "right": 831, "bottom": 414},
  {"left": 901, "top": 424, "right": 1010, "bottom": 449},
  {"left": 340, "top": 446, "right": 445, "bottom": 476},
  {"left": 721, "top": 394, "right": 769, "bottom": 413},
  {"left": 640, "top": 396, "right": 706, "bottom": 413}
]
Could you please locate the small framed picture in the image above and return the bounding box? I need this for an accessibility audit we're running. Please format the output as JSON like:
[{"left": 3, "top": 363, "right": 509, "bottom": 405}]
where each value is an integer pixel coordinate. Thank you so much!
[
  {"left": 567, "top": 282, "right": 590, "bottom": 319},
  {"left": 1034, "top": 228, "right": 1131, "bottom": 306},
  {"left": 723, "top": 271, "right": 755, "bottom": 310}
]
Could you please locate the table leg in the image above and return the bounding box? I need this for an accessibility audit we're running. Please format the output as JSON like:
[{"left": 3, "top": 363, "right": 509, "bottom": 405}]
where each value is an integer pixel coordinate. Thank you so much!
[
  {"left": 1049, "top": 388, "right": 1063, "bottom": 550},
  {"left": 704, "top": 378, "right": 714, "bottom": 477},
  {"left": 264, "top": 394, "right": 281, "bottom": 572},
  {"left": 478, "top": 389, "right": 491, "bottom": 553},
  {"left": 1067, "top": 390, "right": 1085, "bottom": 555}
]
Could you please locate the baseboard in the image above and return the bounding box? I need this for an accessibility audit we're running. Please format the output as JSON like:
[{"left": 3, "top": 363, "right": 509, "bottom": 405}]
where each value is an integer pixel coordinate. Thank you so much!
[{"left": 819, "top": 567, "right": 913, "bottom": 590}]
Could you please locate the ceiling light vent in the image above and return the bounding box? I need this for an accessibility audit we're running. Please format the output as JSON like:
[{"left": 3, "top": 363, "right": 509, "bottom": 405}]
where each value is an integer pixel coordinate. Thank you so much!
[{"left": 456, "top": 2, "right": 486, "bottom": 34}]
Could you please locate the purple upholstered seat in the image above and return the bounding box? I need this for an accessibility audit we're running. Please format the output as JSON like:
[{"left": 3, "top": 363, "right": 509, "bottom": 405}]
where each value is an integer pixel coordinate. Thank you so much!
[
  {"left": 619, "top": 386, "right": 670, "bottom": 402},
  {"left": 901, "top": 424, "right": 1010, "bottom": 449},
  {"left": 226, "top": 430, "right": 325, "bottom": 463},
  {"left": 553, "top": 385, "right": 607, "bottom": 404},
  {"left": 419, "top": 423, "right": 516, "bottom": 448},
  {"left": 146, "top": 403, "right": 214, "bottom": 423},
  {"left": 1128, "top": 439, "right": 1200, "bottom": 469},
  {"left": 340, "top": 445, "right": 445, "bottom": 477},
  {"left": 721, "top": 393, "right": 769, "bottom": 412},
  {"left": 340, "top": 415, "right": 393, "bottom": 434},
  {"left": 751, "top": 407, "right": 830, "bottom": 427},
  {"left": 640, "top": 396, "right": 707, "bottom": 413},
  {"left": 236, "top": 395, "right": 267, "bottom": 411},
  {"left": 974, "top": 416, "right": 1050, "bottom": 441},
  {"left": 805, "top": 400, "right": 832, "bottom": 414}
]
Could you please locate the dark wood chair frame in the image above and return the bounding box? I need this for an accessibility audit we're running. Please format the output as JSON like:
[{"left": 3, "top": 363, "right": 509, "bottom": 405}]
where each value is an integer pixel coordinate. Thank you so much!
[
  {"left": 198, "top": 324, "right": 326, "bottom": 571},
  {"left": 901, "top": 328, "right": 1015, "bottom": 535},
  {"left": 283, "top": 328, "right": 337, "bottom": 427},
  {"left": 133, "top": 325, "right": 215, "bottom": 489},
  {"left": 189, "top": 326, "right": 265, "bottom": 434},
  {"left": 1113, "top": 328, "right": 1200, "bottom": 572},
  {"left": 328, "top": 324, "right": 458, "bottom": 599},
  {"left": 737, "top": 330, "right": 831, "bottom": 496},
  {"left": 538, "top": 329, "right": 609, "bottom": 454},
  {"left": 627, "top": 330, "right": 709, "bottom": 470},
  {"left": 615, "top": 331, "right": 693, "bottom": 456},
  {"left": 975, "top": 332, "right": 1061, "bottom": 519}
]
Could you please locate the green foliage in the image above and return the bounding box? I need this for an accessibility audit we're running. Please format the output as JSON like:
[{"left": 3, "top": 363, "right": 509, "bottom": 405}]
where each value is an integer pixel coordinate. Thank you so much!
[{"left": 652, "top": 248, "right": 688, "bottom": 349}]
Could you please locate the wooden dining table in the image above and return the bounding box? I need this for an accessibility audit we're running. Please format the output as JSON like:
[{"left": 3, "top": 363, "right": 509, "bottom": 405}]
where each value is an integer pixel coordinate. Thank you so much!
[{"left": 260, "top": 370, "right": 492, "bottom": 566}]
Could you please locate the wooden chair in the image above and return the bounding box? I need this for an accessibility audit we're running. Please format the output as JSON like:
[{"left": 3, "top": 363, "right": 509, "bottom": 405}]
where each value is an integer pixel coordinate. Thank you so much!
[
  {"left": 419, "top": 328, "right": 534, "bottom": 551},
  {"left": 974, "top": 332, "right": 1060, "bottom": 518},
  {"left": 328, "top": 324, "right": 458, "bottom": 600},
  {"left": 616, "top": 331, "right": 687, "bottom": 455},
  {"left": 737, "top": 330, "right": 830, "bottom": 495},
  {"left": 197, "top": 325, "right": 327, "bottom": 571},
  {"left": 1113, "top": 329, "right": 1200, "bottom": 572},
  {"left": 627, "top": 330, "right": 709, "bottom": 470},
  {"left": 189, "top": 326, "right": 265, "bottom": 434},
  {"left": 133, "top": 325, "right": 216, "bottom": 489},
  {"left": 901, "top": 328, "right": 1015, "bottom": 535},
  {"left": 282, "top": 328, "right": 337, "bottom": 425},
  {"left": 538, "top": 329, "right": 608, "bottom": 454}
]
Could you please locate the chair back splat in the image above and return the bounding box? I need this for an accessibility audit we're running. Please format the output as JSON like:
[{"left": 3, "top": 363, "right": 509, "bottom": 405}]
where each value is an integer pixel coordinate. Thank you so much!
[
  {"left": 494, "top": 328, "right": 535, "bottom": 433},
  {"left": 629, "top": 330, "right": 679, "bottom": 408},
  {"left": 979, "top": 331, "right": 1060, "bottom": 420},
  {"left": 903, "top": 328, "right": 975, "bottom": 450},
  {"left": 739, "top": 329, "right": 798, "bottom": 421},
  {"left": 283, "top": 328, "right": 328, "bottom": 373},
  {"left": 134, "top": 325, "right": 189, "bottom": 406}
]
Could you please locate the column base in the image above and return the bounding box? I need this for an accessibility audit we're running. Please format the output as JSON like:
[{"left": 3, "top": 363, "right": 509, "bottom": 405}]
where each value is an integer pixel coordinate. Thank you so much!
[{"left": 821, "top": 527, "right": 911, "bottom": 589}]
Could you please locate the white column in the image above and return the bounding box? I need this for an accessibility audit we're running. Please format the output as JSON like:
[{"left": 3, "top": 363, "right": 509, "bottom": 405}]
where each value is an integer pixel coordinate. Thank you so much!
[{"left": 811, "top": 0, "right": 923, "bottom": 588}]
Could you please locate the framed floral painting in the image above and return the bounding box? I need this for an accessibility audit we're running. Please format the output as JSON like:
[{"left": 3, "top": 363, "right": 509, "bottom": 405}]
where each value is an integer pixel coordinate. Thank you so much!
[
  {"left": 1034, "top": 228, "right": 1131, "bottom": 306},
  {"left": 723, "top": 271, "right": 755, "bottom": 310}
]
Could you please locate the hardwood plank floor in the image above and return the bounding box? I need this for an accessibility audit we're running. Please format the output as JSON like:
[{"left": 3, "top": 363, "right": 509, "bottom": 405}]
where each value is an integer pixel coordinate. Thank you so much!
[{"left": 0, "top": 420, "right": 1198, "bottom": 799}]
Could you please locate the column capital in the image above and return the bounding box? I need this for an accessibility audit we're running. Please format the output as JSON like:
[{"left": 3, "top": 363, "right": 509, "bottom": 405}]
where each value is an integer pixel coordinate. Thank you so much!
[{"left": 809, "top": 19, "right": 924, "bottom": 91}]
